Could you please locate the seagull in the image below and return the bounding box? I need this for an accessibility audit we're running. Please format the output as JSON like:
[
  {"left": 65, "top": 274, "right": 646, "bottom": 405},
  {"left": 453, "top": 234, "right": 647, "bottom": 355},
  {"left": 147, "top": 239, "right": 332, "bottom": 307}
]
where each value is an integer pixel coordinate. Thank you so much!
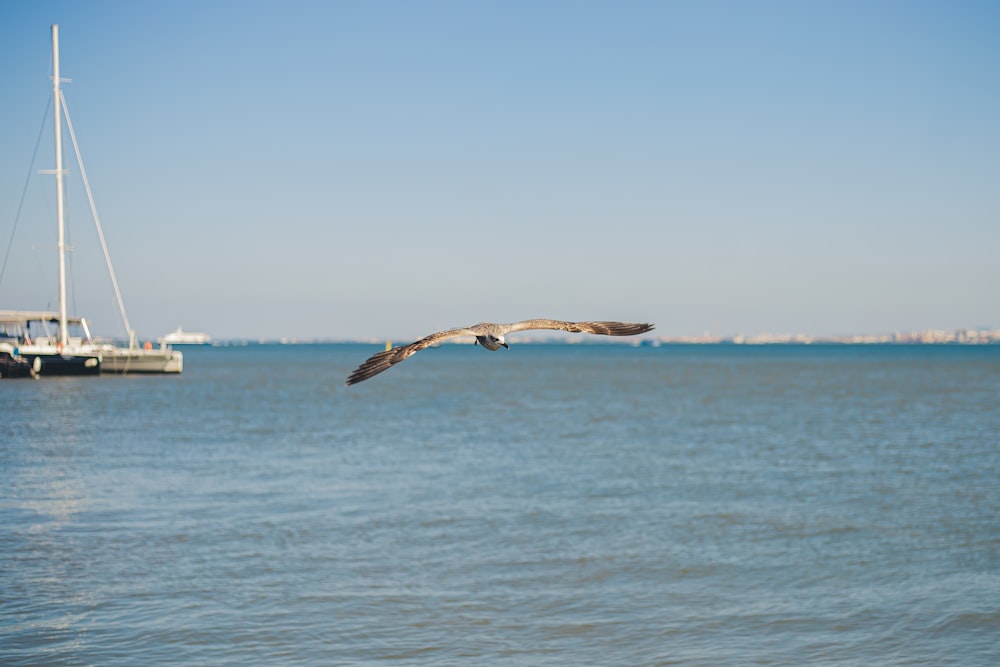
[{"left": 345, "top": 319, "right": 655, "bottom": 386}]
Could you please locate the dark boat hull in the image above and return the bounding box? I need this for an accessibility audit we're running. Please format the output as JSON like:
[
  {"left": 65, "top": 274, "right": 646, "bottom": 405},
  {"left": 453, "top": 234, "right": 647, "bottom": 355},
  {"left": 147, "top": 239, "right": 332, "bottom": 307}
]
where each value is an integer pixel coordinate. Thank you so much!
[
  {"left": 25, "top": 353, "right": 101, "bottom": 376},
  {"left": 1, "top": 351, "right": 36, "bottom": 378}
]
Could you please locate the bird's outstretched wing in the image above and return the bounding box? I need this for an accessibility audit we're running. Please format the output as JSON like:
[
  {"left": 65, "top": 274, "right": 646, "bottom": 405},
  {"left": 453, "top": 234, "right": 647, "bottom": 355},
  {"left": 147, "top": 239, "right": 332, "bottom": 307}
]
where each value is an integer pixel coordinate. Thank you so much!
[
  {"left": 345, "top": 327, "right": 476, "bottom": 386},
  {"left": 345, "top": 320, "right": 655, "bottom": 386},
  {"left": 503, "top": 320, "right": 655, "bottom": 337}
]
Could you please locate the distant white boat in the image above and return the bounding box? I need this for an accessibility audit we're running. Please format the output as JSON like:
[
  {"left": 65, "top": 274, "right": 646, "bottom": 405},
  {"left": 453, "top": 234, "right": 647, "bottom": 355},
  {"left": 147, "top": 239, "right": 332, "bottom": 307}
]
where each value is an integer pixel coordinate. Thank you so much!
[{"left": 159, "top": 327, "right": 211, "bottom": 345}]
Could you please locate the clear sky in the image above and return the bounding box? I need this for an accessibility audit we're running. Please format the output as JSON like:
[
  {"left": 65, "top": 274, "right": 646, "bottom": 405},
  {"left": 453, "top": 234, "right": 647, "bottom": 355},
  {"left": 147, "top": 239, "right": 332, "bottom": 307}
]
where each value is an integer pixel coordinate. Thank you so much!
[{"left": 1, "top": 1, "right": 998, "bottom": 341}]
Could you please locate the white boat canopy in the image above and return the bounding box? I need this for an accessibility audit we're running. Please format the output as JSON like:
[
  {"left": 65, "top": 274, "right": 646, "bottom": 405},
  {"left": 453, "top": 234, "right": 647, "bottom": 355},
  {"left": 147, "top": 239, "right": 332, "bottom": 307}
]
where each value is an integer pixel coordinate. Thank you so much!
[{"left": 0, "top": 310, "right": 89, "bottom": 326}]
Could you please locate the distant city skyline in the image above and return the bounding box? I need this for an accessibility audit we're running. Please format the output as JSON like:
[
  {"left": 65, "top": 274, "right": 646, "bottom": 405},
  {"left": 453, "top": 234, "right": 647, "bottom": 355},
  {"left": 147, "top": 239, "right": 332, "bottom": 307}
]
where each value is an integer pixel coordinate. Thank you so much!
[
  {"left": 1, "top": 2, "right": 998, "bottom": 341},
  {"left": 653, "top": 327, "right": 1000, "bottom": 345}
]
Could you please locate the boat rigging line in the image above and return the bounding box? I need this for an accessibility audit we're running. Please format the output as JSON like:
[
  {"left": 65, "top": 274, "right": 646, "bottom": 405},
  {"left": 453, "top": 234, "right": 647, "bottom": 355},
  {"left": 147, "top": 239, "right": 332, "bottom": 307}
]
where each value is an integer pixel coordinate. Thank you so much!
[
  {"left": 60, "top": 89, "right": 135, "bottom": 345},
  {"left": 0, "top": 99, "right": 52, "bottom": 295}
]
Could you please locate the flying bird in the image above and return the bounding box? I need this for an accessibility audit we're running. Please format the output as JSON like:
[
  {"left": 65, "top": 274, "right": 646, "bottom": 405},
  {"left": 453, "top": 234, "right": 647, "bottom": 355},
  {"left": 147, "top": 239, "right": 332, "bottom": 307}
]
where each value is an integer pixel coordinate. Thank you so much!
[{"left": 345, "top": 319, "right": 655, "bottom": 386}]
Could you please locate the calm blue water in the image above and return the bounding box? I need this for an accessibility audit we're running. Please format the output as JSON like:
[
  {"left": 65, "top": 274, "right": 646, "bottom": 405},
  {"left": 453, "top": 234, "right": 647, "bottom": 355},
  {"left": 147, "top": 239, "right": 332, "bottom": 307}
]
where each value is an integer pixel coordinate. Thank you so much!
[{"left": 2, "top": 343, "right": 999, "bottom": 666}]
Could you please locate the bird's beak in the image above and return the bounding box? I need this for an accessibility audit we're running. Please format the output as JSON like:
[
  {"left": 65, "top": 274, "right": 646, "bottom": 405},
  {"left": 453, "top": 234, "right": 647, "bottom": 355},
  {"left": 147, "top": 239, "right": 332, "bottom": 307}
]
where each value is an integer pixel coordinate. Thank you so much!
[{"left": 501, "top": 342, "right": 509, "bottom": 349}]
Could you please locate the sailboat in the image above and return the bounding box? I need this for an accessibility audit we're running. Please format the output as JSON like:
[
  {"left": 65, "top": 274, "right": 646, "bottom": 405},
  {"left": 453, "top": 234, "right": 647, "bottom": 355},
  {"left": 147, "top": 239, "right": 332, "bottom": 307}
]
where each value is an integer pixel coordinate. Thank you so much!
[
  {"left": 3, "top": 25, "right": 182, "bottom": 375},
  {"left": 0, "top": 310, "right": 100, "bottom": 376}
]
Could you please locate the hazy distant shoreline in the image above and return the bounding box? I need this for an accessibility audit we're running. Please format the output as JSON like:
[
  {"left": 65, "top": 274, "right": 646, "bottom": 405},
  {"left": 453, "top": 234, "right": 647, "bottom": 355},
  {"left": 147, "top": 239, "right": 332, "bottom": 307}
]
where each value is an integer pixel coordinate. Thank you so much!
[{"left": 201, "top": 328, "right": 1000, "bottom": 347}]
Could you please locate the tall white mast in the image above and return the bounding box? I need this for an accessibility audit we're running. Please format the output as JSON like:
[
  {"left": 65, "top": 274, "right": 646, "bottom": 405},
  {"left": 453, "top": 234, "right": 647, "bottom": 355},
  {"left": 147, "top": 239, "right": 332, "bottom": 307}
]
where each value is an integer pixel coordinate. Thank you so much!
[{"left": 52, "top": 23, "right": 69, "bottom": 347}]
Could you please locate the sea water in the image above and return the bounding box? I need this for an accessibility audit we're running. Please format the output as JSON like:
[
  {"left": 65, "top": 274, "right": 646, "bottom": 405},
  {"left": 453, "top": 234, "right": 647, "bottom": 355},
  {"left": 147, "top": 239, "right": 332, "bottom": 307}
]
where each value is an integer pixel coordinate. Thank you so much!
[{"left": 2, "top": 343, "right": 998, "bottom": 666}]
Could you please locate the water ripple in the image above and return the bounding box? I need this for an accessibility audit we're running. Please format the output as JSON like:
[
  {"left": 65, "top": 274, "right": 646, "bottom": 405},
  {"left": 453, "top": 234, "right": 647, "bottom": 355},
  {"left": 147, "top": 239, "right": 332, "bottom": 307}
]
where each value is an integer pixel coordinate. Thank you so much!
[{"left": 2, "top": 344, "right": 998, "bottom": 665}]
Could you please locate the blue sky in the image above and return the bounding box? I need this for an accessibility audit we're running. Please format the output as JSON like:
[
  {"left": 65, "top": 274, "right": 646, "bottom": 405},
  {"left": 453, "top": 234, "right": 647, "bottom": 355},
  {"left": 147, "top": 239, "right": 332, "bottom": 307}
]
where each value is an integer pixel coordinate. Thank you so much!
[{"left": 1, "top": 1, "right": 998, "bottom": 341}]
